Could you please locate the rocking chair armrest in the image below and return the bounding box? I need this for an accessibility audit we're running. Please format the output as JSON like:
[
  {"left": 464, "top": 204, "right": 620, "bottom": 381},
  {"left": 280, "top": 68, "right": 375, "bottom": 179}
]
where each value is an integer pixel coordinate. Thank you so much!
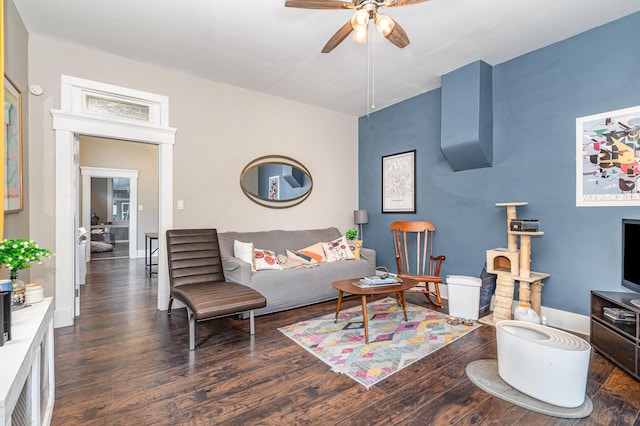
[{"left": 430, "top": 255, "right": 446, "bottom": 276}]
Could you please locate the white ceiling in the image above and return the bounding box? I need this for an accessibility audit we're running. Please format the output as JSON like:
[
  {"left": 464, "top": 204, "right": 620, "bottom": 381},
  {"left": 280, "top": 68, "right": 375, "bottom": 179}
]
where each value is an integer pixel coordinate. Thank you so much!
[{"left": 12, "top": 0, "right": 640, "bottom": 117}]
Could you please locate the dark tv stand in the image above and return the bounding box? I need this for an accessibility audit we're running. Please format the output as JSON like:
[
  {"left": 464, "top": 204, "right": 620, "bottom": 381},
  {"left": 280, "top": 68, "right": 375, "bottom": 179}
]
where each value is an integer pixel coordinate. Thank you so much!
[{"left": 590, "top": 291, "right": 640, "bottom": 381}]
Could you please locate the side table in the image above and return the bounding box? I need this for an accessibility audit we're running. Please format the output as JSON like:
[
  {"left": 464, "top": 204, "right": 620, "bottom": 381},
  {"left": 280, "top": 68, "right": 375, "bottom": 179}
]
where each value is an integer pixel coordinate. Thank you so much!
[{"left": 145, "top": 232, "right": 158, "bottom": 277}]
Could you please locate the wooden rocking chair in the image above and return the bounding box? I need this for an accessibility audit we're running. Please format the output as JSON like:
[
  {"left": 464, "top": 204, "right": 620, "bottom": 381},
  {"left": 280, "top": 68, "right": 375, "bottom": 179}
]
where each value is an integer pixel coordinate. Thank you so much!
[{"left": 391, "top": 221, "right": 446, "bottom": 308}]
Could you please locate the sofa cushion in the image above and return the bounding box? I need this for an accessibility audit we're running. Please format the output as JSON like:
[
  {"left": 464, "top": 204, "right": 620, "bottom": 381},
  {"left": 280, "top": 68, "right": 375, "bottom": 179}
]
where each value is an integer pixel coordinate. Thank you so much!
[{"left": 323, "top": 235, "right": 355, "bottom": 262}]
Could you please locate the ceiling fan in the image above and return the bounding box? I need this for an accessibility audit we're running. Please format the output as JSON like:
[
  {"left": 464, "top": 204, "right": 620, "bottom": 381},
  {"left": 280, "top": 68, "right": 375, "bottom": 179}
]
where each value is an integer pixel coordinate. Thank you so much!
[{"left": 284, "top": 0, "right": 430, "bottom": 53}]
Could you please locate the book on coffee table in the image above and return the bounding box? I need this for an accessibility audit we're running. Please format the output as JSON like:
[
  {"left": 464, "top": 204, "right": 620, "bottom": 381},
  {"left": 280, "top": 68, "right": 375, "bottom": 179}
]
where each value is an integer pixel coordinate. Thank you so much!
[
  {"left": 353, "top": 277, "right": 403, "bottom": 288},
  {"left": 360, "top": 275, "right": 402, "bottom": 285}
]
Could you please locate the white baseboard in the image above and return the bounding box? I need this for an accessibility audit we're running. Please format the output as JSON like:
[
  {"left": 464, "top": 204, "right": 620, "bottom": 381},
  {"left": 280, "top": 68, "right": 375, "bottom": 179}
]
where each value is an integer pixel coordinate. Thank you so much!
[
  {"left": 54, "top": 307, "right": 74, "bottom": 328},
  {"left": 439, "top": 284, "right": 590, "bottom": 336},
  {"left": 539, "top": 306, "right": 590, "bottom": 336}
]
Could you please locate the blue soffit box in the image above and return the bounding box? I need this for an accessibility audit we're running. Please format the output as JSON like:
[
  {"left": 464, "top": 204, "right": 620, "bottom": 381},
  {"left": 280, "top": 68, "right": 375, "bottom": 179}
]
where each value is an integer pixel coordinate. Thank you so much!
[
  {"left": 441, "top": 60, "right": 493, "bottom": 171},
  {"left": 282, "top": 165, "right": 304, "bottom": 188}
]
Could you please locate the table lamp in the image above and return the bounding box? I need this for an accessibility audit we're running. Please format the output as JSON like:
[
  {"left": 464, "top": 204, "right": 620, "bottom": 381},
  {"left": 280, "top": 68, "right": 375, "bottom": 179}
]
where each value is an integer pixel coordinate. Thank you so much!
[{"left": 354, "top": 209, "right": 369, "bottom": 240}]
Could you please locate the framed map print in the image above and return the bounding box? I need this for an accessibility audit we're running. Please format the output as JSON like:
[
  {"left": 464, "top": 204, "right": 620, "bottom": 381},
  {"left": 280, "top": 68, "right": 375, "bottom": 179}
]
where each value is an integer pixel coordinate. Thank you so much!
[
  {"left": 4, "top": 75, "right": 23, "bottom": 213},
  {"left": 382, "top": 150, "right": 415, "bottom": 213}
]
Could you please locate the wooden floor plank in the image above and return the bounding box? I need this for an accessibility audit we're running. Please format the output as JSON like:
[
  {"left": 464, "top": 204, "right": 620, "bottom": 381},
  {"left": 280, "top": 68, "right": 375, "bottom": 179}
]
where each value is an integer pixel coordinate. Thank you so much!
[
  {"left": 393, "top": 379, "right": 496, "bottom": 425},
  {"left": 50, "top": 258, "right": 640, "bottom": 425},
  {"left": 452, "top": 394, "right": 529, "bottom": 425}
]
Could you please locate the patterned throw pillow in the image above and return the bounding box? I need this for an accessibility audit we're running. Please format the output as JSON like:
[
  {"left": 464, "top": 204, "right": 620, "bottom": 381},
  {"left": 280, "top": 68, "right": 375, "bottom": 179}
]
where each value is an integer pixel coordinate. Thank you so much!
[
  {"left": 254, "top": 248, "right": 282, "bottom": 270},
  {"left": 296, "top": 242, "right": 326, "bottom": 263},
  {"left": 322, "top": 235, "right": 355, "bottom": 262},
  {"left": 347, "top": 240, "right": 363, "bottom": 260}
]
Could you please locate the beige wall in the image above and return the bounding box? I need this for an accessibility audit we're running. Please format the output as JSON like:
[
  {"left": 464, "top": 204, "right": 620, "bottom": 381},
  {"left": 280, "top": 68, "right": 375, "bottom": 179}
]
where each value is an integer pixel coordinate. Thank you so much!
[
  {"left": 80, "top": 136, "right": 159, "bottom": 249},
  {"left": 26, "top": 35, "right": 359, "bottom": 296},
  {"left": 3, "top": 0, "right": 33, "bottom": 280}
]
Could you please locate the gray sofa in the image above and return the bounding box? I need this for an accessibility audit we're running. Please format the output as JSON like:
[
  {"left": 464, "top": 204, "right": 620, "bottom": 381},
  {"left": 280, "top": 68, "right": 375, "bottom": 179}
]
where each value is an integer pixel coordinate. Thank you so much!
[{"left": 218, "top": 227, "right": 376, "bottom": 317}]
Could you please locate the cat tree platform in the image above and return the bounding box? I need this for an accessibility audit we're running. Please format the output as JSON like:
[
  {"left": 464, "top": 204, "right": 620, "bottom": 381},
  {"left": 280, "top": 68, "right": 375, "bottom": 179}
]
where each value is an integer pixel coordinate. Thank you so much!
[{"left": 480, "top": 202, "right": 549, "bottom": 327}]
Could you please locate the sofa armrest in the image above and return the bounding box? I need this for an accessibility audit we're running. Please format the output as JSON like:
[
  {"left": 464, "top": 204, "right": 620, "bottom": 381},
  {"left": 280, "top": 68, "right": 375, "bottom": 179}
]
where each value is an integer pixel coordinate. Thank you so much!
[
  {"left": 360, "top": 247, "right": 376, "bottom": 269},
  {"left": 221, "top": 256, "right": 253, "bottom": 284}
]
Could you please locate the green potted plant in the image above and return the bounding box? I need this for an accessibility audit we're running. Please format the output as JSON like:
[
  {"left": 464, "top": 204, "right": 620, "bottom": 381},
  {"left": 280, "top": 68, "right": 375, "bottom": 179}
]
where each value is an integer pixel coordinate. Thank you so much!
[
  {"left": 0, "top": 238, "right": 52, "bottom": 310},
  {"left": 346, "top": 228, "right": 359, "bottom": 241}
]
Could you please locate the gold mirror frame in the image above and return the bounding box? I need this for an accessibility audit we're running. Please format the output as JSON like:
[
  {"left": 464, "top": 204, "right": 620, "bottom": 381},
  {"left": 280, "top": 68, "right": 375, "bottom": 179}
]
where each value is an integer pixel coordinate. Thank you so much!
[{"left": 240, "top": 155, "right": 313, "bottom": 209}]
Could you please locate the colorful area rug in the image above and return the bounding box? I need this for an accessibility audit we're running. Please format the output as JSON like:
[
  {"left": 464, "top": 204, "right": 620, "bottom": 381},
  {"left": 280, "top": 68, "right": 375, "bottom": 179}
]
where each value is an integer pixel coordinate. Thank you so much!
[{"left": 278, "top": 297, "right": 481, "bottom": 389}]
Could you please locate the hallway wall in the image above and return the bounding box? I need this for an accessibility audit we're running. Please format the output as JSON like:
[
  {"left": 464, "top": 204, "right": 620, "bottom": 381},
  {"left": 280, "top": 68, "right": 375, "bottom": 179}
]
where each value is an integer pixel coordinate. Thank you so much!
[{"left": 80, "top": 136, "right": 159, "bottom": 250}]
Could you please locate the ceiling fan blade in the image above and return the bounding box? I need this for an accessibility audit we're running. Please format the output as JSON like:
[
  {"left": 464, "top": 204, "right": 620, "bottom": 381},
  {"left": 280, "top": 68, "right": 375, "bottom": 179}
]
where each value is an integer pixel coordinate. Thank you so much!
[
  {"left": 322, "top": 20, "right": 353, "bottom": 53},
  {"left": 284, "top": 0, "right": 354, "bottom": 9},
  {"left": 385, "top": 0, "right": 430, "bottom": 7},
  {"left": 385, "top": 18, "right": 410, "bottom": 48}
]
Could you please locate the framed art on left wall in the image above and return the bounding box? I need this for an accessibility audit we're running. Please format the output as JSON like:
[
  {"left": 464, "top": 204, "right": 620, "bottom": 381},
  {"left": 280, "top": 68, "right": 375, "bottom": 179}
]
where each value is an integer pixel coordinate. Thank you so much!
[{"left": 4, "top": 75, "right": 23, "bottom": 213}]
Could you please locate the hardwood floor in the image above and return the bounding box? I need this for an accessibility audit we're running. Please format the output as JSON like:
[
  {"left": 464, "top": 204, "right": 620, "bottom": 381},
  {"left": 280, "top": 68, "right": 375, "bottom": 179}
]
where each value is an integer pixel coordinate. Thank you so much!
[
  {"left": 90, "top": 241, "right": 130, "bottom": 260},
  {"left": 52, "top": 258, "right": 640, "bottom": 425}
]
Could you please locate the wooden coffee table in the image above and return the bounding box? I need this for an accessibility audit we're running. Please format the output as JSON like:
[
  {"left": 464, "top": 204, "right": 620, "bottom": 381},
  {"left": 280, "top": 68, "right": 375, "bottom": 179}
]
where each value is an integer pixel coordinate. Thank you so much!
[{"left": 332, "top": 277, "right": 418, "bottom": 344}]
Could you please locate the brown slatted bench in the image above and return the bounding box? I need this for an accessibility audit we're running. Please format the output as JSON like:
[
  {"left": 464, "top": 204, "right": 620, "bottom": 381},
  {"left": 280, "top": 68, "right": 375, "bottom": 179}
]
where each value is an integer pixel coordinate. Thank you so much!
[{"left": 166, "top": 228, "right": 267, "bottom": 350}]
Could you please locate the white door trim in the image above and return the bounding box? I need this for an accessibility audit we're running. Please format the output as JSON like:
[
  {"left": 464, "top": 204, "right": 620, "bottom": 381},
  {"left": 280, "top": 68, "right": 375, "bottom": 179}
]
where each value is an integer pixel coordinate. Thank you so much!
[{"left": 52, "top": 75, "right": 176, "bottom": 328}]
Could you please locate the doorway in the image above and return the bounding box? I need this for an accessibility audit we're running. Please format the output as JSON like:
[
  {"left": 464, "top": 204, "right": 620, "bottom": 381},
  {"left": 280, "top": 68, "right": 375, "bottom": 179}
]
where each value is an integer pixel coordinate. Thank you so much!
[
  {"left": 90, "top": 177, "right": 131, "bottom": 259},
  {"left": 91, "top": 177, "right": 130, "bottom": 259},
  {"left": 52, "top": 75, "right": 176, "bottom": 328},
  {"left": 80, "top": 165, "right": 143, "bottom": 262}
]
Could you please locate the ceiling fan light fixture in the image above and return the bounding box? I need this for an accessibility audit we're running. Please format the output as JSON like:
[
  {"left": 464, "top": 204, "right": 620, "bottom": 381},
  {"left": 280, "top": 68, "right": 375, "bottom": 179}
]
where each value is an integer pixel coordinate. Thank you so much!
[
  {"left": 285, "top": 0, "right": 420, "bottom": 52},
  {"left": 375, "top": 12, "right": 395, "bottom": 37},
  {"left": 351, "top": 9, "right": 369, "bottom": 30},
  {"left": 352, "top": 25, "right": 369, "bottom": 43}
]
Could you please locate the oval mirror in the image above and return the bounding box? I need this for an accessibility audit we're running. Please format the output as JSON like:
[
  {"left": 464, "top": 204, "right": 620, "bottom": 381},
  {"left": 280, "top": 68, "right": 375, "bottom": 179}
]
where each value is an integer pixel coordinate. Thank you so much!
[{"left": 240, "top": 155, "right": 313, "bottom": 209}]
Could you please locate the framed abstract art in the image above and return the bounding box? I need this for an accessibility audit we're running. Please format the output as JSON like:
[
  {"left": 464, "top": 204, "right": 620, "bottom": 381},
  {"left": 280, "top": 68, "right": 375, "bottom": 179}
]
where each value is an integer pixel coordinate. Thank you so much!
[
  {"left": 576, "top": 106, "right": 640, "bottom": 206},
  {"left": 4, "top": 75, "right": 23, "bottom": 213}
]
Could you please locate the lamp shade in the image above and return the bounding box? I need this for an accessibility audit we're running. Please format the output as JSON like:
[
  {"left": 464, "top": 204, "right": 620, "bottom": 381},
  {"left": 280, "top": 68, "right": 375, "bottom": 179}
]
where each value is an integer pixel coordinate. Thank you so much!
[{"left": 354, "top": 209, "right": 369, "bottom": 225}]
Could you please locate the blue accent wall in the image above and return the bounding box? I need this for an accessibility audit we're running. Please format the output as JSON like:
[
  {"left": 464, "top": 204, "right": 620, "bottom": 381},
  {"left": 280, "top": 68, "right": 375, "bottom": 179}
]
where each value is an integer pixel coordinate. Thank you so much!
[{"left": 358, "top": 12, "right": 640, "bottom": 316}]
